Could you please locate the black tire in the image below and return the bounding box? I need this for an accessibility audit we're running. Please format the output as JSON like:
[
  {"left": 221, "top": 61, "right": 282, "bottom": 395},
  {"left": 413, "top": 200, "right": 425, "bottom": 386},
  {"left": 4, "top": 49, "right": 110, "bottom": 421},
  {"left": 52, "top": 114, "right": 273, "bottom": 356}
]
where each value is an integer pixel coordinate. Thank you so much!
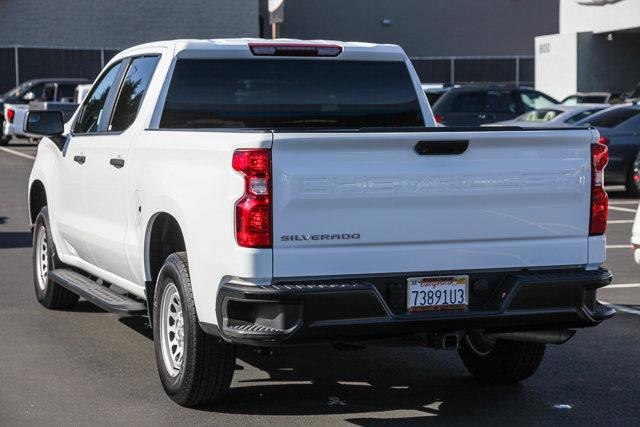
[
  {"left": 152, "top": 252, "right": 236, "bottom": 407},
  {"left": 32, "top": 207, "right": 79, "bottom": 309},
  {"left": 459, "top": 335, "right": 545, "bottom": 383},
  {"left": 626, "top": 162, "right": 640, "bottom": 196},
  {"left": 0, "top": 135, "right": 9, "bottom": 146}
]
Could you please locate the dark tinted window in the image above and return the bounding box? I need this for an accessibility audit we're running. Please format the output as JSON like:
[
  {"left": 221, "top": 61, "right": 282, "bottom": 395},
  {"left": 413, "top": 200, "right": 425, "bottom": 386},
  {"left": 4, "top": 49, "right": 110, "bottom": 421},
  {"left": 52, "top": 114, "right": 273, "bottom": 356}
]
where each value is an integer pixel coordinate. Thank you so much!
[
  {"left": 581, "top": 108, "right": 640, "bottom": 128},
  {"left": 160, "top": 59, "right": 424, "bottom": 129},
  {"left": 109, "top": 56, "right": 159, "bottom": 132},
  {"left": 74, "top": 62, "right": 124, "bottom": 134},
  {"left": 486, "top": 90, "right": 516, "bottom": 113},
  {"left": 449, "top": 92, "right": 485, "bottom": 113},
  {"left": 58, "top": 84, "right": 78, "bottom": 101},
  {"left": 425, "top": 92, "right": 444, "bottom": 106},
  {"left": 42, "top": 84, "right": 56, "bottom": 101},
  {"left": 565, "top": 108, "right": 605, "bottom": 125}
]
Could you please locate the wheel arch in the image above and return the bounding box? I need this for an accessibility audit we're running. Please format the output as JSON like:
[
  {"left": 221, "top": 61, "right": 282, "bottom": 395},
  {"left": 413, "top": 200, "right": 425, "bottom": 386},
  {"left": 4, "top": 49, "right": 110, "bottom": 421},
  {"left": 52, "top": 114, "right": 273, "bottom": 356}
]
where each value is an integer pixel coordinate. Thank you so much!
[
  {"left": 29, "top": 180, "right": 47, "bottom": 226},
  {"left": 144, "top": 212, "right": 187, "bottom": 286}
]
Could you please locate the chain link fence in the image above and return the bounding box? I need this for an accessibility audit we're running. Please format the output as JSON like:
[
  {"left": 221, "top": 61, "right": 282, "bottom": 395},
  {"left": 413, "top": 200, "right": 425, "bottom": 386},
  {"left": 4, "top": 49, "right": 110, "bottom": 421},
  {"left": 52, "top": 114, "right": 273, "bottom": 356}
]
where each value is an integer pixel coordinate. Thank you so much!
[
  {"left": 410, "top": 56, "right": 534, "bottom": 87},
  {"left": 0, "top": 47, "right": 535, "bottom": 94},
  {"left": 0, "top": 46, "right": 121, "bottom": 93}
]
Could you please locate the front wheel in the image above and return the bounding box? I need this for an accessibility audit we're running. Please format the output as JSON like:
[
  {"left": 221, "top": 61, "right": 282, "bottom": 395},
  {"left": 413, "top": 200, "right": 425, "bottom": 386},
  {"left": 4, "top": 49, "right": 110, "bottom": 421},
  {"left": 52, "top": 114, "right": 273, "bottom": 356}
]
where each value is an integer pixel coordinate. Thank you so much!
[
  {"left": 32, "top": 207, "right": 79, "bottom": 309},
  {"left": 152, "top": 252, "right": 236, "bottom": 407},
  {"left": 458, "top": 332, "right": 545, "bottom": 383}
]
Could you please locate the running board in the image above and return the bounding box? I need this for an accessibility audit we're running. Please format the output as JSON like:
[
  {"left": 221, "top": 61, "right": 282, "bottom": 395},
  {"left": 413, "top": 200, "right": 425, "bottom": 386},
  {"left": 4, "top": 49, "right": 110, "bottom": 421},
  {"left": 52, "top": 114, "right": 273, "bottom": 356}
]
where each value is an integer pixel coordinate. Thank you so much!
[{"left": 48, "top": 269, "right": 147, "bottom": 315}]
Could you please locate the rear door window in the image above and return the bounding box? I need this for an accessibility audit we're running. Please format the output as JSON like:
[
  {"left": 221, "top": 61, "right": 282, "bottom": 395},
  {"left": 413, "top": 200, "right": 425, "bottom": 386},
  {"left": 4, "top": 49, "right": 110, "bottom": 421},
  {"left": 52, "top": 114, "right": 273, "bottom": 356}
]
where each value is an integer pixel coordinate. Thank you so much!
[
  {"left": 449, "top": 92, "right": 485, "bottom": 113},
  {"left": 485, "top": 90, "right": 517, "bottom": 114},
  {"left": 109, "top": 56, "right": 159, "bottom": 132},
  {"left": 160, "top": 59, "right": 424, "bottom": 129}
]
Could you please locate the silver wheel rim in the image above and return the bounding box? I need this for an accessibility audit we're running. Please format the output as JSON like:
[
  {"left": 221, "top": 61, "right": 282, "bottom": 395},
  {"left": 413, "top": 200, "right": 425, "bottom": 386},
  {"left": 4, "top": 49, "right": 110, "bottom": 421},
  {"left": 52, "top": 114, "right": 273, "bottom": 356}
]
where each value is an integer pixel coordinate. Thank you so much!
[
  {"left": 35, "top": 225, "right": 49, "bottom": 291},
  {"left": 160, "top": 283, "right": 185, "bottom": 377}
]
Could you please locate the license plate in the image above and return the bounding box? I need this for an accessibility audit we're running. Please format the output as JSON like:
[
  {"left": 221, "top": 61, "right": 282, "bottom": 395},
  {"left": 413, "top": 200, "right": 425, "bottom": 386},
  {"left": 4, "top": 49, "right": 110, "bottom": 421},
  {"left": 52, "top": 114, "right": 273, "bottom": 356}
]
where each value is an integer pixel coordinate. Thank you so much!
[{"left": 407, "top": 275, "right": 468, "bottom": 312}]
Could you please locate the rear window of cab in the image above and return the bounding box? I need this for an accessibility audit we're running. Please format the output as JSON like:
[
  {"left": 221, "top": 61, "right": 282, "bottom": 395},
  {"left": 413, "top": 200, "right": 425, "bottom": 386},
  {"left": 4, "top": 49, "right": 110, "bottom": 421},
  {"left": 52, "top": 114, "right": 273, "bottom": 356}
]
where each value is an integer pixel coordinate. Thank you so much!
[{"left": 159, "top": 59, "right": 424, "bottom": 129}]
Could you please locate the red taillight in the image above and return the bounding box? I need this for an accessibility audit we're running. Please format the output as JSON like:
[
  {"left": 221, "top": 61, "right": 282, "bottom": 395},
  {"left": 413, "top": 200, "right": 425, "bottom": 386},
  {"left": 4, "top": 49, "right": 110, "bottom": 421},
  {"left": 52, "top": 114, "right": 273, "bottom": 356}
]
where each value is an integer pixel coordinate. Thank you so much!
[
  {"left": 6, "top": 109, "right": 15, "bottom": 123},
  {"left": 248, "top": 43, "right": 342, "bottom": 57},
  {"left": 590, "top": 143, "right": 609, "bottom": 236},
  {"left": 434, "top": 114, "right": 443, "bottom": 124},
  {"left": 232, "top": 149, "right": 272, "bottom": 248},
  {"left": 598, "top": 136, "right": 610, "bottom": 146}
]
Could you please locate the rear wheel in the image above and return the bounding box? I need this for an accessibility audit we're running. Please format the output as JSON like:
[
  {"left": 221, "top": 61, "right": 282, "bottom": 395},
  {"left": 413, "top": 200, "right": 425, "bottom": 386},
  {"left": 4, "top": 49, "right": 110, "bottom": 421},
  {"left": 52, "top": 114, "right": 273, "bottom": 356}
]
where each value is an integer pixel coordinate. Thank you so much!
[
  {"left": 458, "top": 331, "right": 545, "bottom": 383},
  {"left": 0, "top": 135, "right": 9, "bottom": 146},
  {"left": 153, "top": 252, "right": 236, "bottom": 407},
  {"left": 32, "top": 207, "right": 79, "bottom": 309}
]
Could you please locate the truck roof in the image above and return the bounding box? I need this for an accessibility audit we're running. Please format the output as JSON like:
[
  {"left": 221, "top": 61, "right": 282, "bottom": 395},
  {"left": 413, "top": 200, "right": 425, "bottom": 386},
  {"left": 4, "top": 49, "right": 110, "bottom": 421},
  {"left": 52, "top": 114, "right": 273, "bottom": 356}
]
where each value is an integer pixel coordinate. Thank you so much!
[{"left": 115, "top": 38, "right": 406, "bottom": 62}]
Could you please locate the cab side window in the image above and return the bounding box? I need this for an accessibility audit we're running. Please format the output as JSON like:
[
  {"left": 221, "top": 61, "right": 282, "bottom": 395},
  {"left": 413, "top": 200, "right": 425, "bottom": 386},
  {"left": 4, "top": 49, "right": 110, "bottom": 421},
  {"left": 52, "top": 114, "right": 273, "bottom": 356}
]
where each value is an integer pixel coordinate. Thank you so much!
[
  {"left": 74, "top": 62, "right": 124, "bottom": 134},
  {"left": 109, "top": 56, "right": 159, "bottom": 132}
]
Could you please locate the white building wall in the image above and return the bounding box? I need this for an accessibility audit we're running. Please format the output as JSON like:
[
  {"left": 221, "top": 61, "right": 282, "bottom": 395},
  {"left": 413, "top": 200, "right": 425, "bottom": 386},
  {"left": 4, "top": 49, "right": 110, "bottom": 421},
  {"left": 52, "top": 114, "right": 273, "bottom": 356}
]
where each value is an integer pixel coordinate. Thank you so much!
[
  {"left": 560, "top": 0, "right": 640, "bottom": 34},
  {"left": 535, "top": 33, "right": 577, "bottom": 100}
]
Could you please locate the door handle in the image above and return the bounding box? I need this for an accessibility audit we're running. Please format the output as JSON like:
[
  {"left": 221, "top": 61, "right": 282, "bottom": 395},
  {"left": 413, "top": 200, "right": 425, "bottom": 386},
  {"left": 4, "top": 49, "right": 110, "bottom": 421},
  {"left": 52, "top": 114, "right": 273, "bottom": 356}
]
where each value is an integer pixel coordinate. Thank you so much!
[
  {"left": 73, "top": 155, "right": 86, "bottom": 164},
  {"left": 415, "top": 140, "right": 469, "bottom": 155},
  {"left": 110, "top": 158, "right": 125, "bottom": 169}
]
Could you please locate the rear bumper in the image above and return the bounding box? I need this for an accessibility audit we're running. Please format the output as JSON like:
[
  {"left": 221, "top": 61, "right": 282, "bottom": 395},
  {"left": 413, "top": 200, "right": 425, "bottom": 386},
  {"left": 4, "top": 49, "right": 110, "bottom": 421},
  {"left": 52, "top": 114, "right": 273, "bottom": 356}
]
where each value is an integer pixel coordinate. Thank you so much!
[{"left": 206, "top": 268, "right": 614, "bottom": 346}]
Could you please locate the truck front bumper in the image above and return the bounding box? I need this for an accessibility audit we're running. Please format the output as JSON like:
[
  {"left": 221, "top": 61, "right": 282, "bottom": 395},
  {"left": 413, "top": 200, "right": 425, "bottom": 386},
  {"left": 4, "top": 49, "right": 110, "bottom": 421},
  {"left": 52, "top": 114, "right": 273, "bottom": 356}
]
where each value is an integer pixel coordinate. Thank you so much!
[{"left": 205, "top": 268, "right": 614, "bottom": 346}]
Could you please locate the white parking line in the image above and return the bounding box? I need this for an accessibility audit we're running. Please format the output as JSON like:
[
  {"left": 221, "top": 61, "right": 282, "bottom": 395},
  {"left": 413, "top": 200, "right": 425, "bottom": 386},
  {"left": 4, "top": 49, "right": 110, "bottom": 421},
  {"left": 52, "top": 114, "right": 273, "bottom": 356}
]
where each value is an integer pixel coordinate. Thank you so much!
[
  {"left": 609, "top": 201, "right": 640, "bottom": 205},
  {"left": 0, "top": 146, "right": 36, "bottom": 160},
  {"left": 607, "top": 220, "right": 634, "bottom": 224},
  {"left": 608, "top": 206, "right": 637, "bottom": 213},
  {"left": 605, "top": 283, "right": 640, "bottom": 289},
  {"left": 601, "top": 301, "right": 640, "bottom": 316},
  {"left": 606, "top": 245, "right": 633, "bottom": 249}
]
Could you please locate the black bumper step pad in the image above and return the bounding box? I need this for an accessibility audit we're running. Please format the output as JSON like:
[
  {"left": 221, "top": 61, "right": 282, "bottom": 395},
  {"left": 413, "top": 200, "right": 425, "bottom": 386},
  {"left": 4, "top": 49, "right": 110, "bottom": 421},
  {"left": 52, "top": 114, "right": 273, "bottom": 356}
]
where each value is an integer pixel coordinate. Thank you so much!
[{"left": 49, "top": 269, "right": 147, "bottom": 315}]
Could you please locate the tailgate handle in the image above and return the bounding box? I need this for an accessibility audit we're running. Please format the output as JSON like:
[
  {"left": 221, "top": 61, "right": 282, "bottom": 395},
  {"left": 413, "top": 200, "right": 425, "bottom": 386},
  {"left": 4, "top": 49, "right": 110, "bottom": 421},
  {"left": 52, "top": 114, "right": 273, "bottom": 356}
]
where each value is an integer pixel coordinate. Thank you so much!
[{"left": 415, "top": 140, "right": 468, "bottom": 156}]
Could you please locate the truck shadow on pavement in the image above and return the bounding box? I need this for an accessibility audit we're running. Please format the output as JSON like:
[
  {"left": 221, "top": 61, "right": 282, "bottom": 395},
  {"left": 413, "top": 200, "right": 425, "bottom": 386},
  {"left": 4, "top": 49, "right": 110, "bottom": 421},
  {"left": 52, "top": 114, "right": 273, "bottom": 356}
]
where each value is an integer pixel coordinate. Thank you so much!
[
  {"left": 114, "top": 313, "right": 570, "bottom": 423},
  {"left": 0, "top": 231, "right": 32, "bottom": 248},
  {"left": 203, "top": 345, "right": 556, "bottom": 423}
]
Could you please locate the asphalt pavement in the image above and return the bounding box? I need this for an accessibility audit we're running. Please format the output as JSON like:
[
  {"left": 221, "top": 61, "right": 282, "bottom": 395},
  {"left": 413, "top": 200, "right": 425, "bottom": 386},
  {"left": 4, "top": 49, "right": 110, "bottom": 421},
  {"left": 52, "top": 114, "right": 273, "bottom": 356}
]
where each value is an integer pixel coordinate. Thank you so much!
[{"left": 1, "top": 142, "right": 639, "bottom": 426}]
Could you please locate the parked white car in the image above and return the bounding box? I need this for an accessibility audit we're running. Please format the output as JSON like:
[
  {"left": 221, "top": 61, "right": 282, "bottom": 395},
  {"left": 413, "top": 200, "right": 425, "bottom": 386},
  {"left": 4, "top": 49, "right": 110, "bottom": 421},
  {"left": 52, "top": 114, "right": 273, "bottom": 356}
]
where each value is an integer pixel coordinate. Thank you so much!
[
  {"left": 25, "top": 39, "right": 614, "bottom": 407},
  {"left": 488, "top": 104, "right": 609, "bottom": 128}
]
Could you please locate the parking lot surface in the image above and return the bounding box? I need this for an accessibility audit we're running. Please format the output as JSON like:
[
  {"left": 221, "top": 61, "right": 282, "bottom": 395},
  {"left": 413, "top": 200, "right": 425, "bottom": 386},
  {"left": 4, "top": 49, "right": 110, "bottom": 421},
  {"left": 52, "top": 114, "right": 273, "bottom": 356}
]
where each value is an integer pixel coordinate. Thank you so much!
[{"left": 1, "top": 143, "right": 639, "bottom": 426}]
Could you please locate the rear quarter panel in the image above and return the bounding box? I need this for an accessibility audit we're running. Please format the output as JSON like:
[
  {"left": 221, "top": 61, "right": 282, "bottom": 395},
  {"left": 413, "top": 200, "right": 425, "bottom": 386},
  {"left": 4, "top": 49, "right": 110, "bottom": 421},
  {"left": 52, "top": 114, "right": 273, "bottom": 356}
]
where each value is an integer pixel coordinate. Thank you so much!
[{"left": 129, "top": 130, "right": 273, "bottom": 325}]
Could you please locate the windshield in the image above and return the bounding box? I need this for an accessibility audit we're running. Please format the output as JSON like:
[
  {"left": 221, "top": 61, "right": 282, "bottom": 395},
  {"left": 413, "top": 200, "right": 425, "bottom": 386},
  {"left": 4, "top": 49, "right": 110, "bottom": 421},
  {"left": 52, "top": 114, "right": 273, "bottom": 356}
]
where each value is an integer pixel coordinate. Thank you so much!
[
  {"left": 517, "top": 109, "right": 562, "bottom": 122},
  {"left": 3, "top": 81, "right": 33, "bottom": 98},
  {"left": 160, "top": 59, "right": 425, "bottom": 129}
]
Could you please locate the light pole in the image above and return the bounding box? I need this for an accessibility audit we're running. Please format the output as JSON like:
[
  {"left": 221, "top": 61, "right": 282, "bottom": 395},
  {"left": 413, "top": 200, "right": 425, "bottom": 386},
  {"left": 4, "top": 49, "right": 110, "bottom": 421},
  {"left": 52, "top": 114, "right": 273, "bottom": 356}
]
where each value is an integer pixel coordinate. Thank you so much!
[{"left": 268, "top": 0, "right": 285, "bottom": 39}]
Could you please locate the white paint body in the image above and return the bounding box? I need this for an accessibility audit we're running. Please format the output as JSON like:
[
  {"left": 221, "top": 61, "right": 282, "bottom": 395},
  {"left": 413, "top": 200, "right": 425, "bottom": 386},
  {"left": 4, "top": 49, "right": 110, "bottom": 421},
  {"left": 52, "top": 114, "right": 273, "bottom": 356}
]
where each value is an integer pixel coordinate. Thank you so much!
[
  {"left": 3, "top": 103, "right": 28, "bottom": 138},
  {"left": 630, "top": 203, "right": 640, "bottom": 264},
  {"left": 28, "top": 39, "right": 605, "bottom": 327}
]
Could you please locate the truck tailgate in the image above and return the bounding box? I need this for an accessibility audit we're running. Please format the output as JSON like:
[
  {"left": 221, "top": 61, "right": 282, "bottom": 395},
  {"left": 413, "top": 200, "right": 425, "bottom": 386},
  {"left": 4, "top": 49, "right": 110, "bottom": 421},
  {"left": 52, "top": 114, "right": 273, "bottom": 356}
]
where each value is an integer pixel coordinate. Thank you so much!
[{"left": 272, "top": 129, "right": 595, "bottom": 277}]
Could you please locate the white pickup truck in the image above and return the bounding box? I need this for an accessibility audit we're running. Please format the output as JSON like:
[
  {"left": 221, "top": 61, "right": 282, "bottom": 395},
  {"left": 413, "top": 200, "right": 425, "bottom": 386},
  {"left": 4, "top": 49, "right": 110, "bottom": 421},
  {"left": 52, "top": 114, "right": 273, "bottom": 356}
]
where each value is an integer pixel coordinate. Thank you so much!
[{"left": 25, "top": 39, "right": 614, "bottom": 407}]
